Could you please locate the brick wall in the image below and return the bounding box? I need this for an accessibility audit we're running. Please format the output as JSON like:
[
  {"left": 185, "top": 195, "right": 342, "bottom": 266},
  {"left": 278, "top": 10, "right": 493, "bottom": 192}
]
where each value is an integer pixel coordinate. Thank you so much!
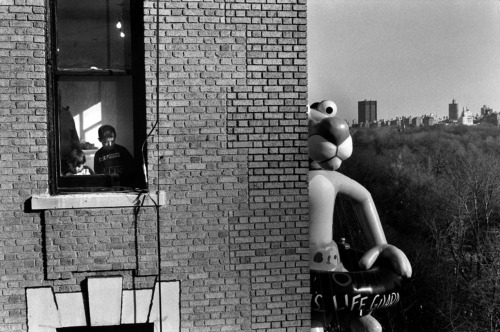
[{"left": 0, "top": 0, "right": 309, "bottom": 331}]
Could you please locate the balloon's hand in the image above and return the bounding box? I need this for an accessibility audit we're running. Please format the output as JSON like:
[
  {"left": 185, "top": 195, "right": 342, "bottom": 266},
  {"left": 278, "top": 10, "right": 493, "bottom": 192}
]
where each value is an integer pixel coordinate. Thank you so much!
[{"left": 359, "top": 244, "right": 412, "bottom": 278}]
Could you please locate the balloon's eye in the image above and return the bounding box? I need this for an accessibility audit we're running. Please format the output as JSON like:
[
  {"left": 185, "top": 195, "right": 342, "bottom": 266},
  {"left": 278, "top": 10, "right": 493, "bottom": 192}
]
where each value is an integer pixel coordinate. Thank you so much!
[{"left": 326, "top": 107, "right": 333, "bottom": 114}]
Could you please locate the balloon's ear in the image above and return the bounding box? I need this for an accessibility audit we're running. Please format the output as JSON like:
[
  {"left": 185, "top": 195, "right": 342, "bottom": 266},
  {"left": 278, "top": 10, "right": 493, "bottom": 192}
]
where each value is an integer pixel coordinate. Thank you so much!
[{"left": 310, "top": 102, "right": 320, "bottom": 109}]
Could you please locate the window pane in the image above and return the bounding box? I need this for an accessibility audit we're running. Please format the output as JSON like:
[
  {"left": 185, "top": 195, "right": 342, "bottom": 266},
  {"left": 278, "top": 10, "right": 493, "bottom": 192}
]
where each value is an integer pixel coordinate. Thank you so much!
[
  {"left": 58, "top": 76, "right": 135, "bottom": 176},
  {"left": 56, "top": 0, "right": 132, "bottom": 70}
]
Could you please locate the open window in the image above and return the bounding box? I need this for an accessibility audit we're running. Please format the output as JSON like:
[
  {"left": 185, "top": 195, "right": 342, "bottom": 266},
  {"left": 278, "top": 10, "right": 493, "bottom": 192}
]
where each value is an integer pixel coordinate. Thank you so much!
[{"left": 48, "top": 0, "right": 146, "bottom": 193}]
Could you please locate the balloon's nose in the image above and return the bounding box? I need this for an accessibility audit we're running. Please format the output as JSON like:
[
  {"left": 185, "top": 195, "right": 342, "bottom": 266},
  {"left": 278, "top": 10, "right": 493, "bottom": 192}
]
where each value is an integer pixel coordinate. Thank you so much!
[{"left": 316, "top": 117, "right": 350, "bottom": 146}]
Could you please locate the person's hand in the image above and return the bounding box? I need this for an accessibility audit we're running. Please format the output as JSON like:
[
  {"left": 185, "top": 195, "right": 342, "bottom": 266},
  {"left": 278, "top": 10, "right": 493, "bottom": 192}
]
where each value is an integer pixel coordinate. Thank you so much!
[{"left": 359, "top": 244, "right": 412, "bottom": 278}]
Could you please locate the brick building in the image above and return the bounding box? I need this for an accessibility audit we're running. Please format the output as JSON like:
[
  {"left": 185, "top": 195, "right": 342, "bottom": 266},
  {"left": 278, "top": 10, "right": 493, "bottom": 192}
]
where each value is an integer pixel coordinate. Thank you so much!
[{"left": 0, "top": 1, "right": 309, "bottom": 331}]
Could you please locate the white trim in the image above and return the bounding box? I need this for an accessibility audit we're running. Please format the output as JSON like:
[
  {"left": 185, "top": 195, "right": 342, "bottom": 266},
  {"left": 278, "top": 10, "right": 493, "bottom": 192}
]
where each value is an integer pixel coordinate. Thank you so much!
[
  {"left": 122, "top": 289, "right": 153, "bottom": 324},
  {"left": 31, "top": 191, "right": 166, "bottom": 210},
  {"left": 26, "top": 278, "right": 180, "bottom": 332},
  {"left": 56, "top": 292, "right": 86, "bottom": 327},
  {"left": 88, "top": 277, "right": 123, "bottom": 326},
  {"left": 26, "top": 287, "right": 60, "bottom": 332}
]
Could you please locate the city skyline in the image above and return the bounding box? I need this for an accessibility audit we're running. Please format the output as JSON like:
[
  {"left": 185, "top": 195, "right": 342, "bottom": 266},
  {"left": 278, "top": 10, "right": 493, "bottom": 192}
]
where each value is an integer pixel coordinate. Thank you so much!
[
  {"left": 354, "top": 97, "right": 480, "bottom": 125},
  {"left": 308, "top": 0, "right": 500, "bottom": 124}
]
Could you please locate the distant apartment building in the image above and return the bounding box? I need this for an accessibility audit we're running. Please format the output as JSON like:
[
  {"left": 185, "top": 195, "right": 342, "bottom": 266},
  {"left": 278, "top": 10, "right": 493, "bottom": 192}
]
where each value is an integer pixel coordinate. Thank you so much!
[
  {"left": 449, "top": 99, "right": 459, "bottom": 121},
  {"left": 481, "top": 105, "right": 493, "bottom": 116},
  {"left": 390, "top": 118, "right": 401, "bottom": 127},
  {"left": 423, "top": 115, "right": 435, "bottom": 126},
  {"left": 459, "top": 108, "right": 474, "bottom": 126},
  {"left": 482, "top": 112, "right": 500, "bottom": 126},
  {"left": 402, "top": 116, "right": 411, "bottom": 127},
  {"left": 358, "top": 100, "right": 377, "bottom": 124},
  {"left": 412, "top": 116, "right": 423, "bottom": 127}
]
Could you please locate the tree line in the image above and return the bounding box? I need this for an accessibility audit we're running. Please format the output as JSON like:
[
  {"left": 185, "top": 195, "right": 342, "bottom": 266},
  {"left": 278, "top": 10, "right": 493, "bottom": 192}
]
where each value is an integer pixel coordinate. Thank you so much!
[{"left": 335, "top": 125, "right": 500, "bottom": 332}]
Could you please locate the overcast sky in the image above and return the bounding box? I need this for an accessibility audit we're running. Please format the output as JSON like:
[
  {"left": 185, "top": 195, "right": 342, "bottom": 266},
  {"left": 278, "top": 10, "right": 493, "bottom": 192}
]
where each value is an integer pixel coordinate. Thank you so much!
[{"left": 308, "top": 0, "right": 500, "bottom": 124}]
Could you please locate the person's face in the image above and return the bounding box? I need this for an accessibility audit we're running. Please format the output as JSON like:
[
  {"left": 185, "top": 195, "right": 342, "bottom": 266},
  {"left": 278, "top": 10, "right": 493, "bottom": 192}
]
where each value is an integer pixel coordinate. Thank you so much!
[
  {"left": 69, "top": 162, "right": 84, "bottom": 174},
  {"left": 75, "top": 163, "right": 85, "bottom": 173},
  {"left": 100, "top": 134, "right": 115, "bottom": 149}
]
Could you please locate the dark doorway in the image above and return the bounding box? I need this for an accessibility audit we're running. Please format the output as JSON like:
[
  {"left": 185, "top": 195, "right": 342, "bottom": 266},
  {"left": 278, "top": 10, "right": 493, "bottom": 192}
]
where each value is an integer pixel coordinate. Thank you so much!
[{"left": 57, "top": 324, "right": 154, "bottom": 332}]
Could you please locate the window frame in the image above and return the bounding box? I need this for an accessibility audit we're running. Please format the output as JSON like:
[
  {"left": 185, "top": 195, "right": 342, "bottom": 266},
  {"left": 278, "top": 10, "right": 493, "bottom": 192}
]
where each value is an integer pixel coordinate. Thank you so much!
[{"left": 46, "top": 0, "right": 147, "bottom": 195}]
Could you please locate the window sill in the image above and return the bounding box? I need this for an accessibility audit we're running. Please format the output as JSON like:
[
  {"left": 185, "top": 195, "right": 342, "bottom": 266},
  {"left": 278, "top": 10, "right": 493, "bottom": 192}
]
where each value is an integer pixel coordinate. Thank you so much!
[{"left": 31, "top": 191, "right": 165, "bottom": 210}]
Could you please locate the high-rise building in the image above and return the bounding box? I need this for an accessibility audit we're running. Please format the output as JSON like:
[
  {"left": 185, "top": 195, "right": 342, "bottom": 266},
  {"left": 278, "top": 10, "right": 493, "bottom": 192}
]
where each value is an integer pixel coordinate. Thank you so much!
[
  {"left": 481, "top": 105, "right": 493, "bottom": 116},
  {"left": 449, "top": 99, "right": 459, "bottom": 121},
  {"left": 358, "top": 100, "right": 377, "bottom": 124}
]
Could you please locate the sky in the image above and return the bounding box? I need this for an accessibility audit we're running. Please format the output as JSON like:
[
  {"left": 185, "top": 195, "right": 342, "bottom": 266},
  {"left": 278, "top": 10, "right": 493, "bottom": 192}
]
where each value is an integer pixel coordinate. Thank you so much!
[{"left": 308, "top": 0, "right": 500, "bottom": 124}]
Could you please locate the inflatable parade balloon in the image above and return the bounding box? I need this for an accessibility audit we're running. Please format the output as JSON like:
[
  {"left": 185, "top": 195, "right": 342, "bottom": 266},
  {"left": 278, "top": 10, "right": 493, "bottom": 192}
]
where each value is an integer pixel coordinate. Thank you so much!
[{"left": 308, "top": 101, "right": 412, "bottom": 332}]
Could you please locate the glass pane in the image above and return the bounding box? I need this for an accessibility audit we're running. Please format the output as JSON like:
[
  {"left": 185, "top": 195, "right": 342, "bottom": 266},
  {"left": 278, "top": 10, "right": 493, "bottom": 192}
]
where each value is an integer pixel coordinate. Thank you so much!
[
  {"left": 56, "top": 0, "right": 132, "bottom": 70},
  {"left": 58, "top": 76, "right": 135, "bottom": 177}
]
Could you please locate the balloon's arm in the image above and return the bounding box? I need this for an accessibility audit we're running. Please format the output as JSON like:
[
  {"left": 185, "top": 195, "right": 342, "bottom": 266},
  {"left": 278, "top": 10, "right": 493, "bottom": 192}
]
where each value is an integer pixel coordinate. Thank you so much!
[
  {"left": 336, "top": 174, "right": 387, "bottom": 247},
  {"left": 335, "top": 173, "right": 413, "bottom": 277},
  {"left": 361, "top": 244, "right": 412, "bottom": 278}
]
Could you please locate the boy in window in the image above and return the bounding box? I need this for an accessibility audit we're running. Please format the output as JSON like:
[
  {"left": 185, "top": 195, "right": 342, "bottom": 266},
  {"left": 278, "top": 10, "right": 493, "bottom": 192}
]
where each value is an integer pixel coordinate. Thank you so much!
[{"left": 94, "top": 125, "right": 134, "bottom": 176}]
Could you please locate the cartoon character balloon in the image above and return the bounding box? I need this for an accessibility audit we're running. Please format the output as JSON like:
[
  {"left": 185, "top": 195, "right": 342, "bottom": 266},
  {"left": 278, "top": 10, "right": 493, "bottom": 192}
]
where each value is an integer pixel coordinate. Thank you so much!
[{"left": 308, "top": 101, "right": 412, "bottom": 332}]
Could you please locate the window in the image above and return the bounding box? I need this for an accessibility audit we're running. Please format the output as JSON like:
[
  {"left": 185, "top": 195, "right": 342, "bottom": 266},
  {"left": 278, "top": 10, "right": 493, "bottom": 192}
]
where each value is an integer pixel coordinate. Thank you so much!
[{"left": 48, "top": 0, "right": 146, "bottom": 193}]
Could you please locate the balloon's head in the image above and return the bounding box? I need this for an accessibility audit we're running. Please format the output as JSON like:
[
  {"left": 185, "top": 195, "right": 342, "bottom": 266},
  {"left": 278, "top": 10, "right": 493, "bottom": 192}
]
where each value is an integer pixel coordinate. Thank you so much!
[
  {"left": 308, "top": 101, "right": 352, "bottom": 171},
  {"left": 309, "top": 100, "right": 337, "bottom": 118}
]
